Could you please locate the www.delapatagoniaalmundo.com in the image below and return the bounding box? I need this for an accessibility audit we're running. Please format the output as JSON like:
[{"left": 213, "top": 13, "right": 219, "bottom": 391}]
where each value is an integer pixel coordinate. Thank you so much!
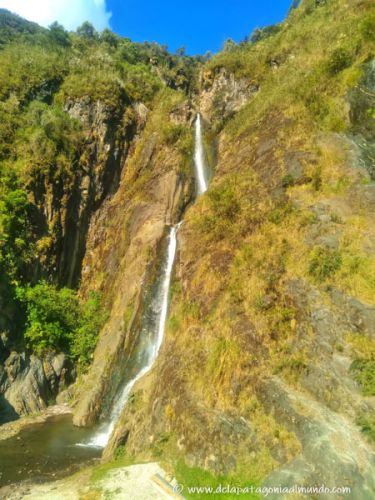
[{"left": 172, "top": 483, "right": 351, "bottom": 497}]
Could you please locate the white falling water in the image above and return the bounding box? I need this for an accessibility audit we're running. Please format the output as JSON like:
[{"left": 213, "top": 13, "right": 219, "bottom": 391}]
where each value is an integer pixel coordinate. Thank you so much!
[
  {"left": 82, "top": 223, "right": 181, "bottom": 448},
  {"left": 194, "top": 114, "right": 208, "bottom": 195}
]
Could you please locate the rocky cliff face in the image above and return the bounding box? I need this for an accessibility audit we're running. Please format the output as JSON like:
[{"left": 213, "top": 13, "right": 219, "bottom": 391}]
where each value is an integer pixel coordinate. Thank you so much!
[
  {"left": 73, "top": 95, "right": 194, "bottom": 426},
  {"left": 1, "top": 88, "right": 195, "bottom": 424},
  {"left": 199, "top": 68, "right": 258, "bottom": 124},
  {"left": 54, "top": 96, "right": 136, "bottom": 288}
]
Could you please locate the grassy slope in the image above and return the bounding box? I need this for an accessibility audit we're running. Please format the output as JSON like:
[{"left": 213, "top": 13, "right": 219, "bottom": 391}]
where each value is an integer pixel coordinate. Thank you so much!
[{"left": 171, "top": 0, "right": 375, "bottom": 396}]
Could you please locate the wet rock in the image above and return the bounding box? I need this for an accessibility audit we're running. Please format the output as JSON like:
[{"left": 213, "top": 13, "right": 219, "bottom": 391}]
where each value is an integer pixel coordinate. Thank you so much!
[
  {"left": 4, "top": 352, "right": 26, "bottom": 381},
  {"left": 52, "top": 353, "right": 68, "bottom": 378},
  {"left": 56, "top": 384, "right": 74, "bottom": 405}
]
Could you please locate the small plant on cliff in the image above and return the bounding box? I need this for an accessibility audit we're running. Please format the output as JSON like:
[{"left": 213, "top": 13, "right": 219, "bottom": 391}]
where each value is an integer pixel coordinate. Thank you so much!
[
  {"left": 162, "top": 123, "right": 185, "bottom": 145},
  {"left": 114, "top": 444, "right": 127, "bottom": 460},
  {"left": 349, "top": 358, "right": 375, "bottom": 396},
  {"left": 152, "top": 431, "right": 172, "bottom": 458},
  {"left": 281, "top": 174, "right": 295, "bottom": 188},
  {"left": 308, "top": 246, "right": 342, "bottom": 282},
  {"left": 326, "top": 47, "right": 352, "bottom": 75},
  {"left": 72, "top": 290, "right": 109, "bottom": 369},
  {"left": 193, "top": 179, "right": 242, "bottom": 242},
  {"left": 356, "top": 414, "right": 375, "bottom": 443}
]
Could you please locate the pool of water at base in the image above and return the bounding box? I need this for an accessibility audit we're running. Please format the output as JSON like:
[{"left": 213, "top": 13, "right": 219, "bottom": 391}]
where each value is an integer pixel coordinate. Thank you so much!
[{"left": 0, "top": 414, "right": 102, "bottom": 488}]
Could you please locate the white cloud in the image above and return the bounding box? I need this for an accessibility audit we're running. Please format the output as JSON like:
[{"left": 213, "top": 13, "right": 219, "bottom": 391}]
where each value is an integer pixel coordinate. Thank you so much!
[{"left": 0, "top": 0, "right": 112, "bottom": 31}]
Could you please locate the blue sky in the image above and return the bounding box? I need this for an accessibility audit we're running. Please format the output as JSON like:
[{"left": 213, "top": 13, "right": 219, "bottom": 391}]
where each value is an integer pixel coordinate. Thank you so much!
[
  {"left": 106, "top": 0, "right": 293, "bottom": 54},
  {"left": 0, "top": 0, "right": 294, "bottom": 55}
]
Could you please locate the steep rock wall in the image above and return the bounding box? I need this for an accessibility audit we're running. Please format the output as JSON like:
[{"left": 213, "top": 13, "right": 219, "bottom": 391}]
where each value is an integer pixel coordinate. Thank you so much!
[{"left": 73, "top": 96, "right": 194, "bottom": 426}]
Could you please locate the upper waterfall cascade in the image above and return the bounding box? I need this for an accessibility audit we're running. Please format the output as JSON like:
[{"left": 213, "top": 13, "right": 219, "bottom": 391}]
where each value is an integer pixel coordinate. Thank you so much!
[{"left": 194, "top": 114, "right": 208, "bottom": 196}]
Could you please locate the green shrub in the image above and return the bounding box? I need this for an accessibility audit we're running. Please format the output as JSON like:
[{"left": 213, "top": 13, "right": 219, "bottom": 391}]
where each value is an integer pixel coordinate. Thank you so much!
[
  {"left": 268, "top": 202, "right": 294, "bottom": 225},
  {"left": 309, "top": 247, "right": 342, "bottom": 282},
  {"left": 162, "top": 123, "right": 185, "bottom": 145},
  {"left": 16, "top": 282, "right": 81, "bottom": 353},
  {"left": 356, "top": 414, "right": 375, "bottom": 442},
  {"left": 326, "top": 47, "right": 352, "bottom": 75},
  {"left": 152, "top": 432, "right": 172, "bottom": 458},
  {"left": 360, "top": 13, "right": 375, "bottom": 42},
  {"left": 281, "top": 174, "right": 295, "bottom": 188},
  {"left": 181, "top": 302, "right": 201, "bottom": 320},
  {"left": 20, "top": 101, "right": 82, "bottom": 175},
  {"left": 72, "top": 290, "right": 109, "bottom": 369},
  {"left": 349, "top": 358, "right": 375, "bottom": 396},
  {"left": 167, "top": 315, "right": 181, "bottom": 334},
  {"left": 206, "top": 183, "right": 241, "bottom": 222},
  {"left": 273, "top": 353, "right": 307, "bottom": 375},
  {"left": 0, "top": 189, "right": 36, "bottom": 278},
  {"left": 114, "top": 445, "right": 127, "bottom": 460},
  {"left": 16, "top": 283, "right": 107, "bottom": 368},
  {"left": 311, "top": 166, "right": 322, "bottom": 191},
  {"left": 250, "top": 24, "right": 281, "bottom": 44},
  {"left": 192, "top": 179, "right": 242, "bottom": 242}
]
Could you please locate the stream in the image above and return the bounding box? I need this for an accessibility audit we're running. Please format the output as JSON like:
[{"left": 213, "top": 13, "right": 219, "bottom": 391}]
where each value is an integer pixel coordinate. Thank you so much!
[{"left": 0, "top": 415, "right": 101, "bottom": 488}]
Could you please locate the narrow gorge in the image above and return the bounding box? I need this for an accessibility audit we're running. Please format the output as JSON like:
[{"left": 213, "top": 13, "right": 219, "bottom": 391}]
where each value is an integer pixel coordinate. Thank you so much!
[{"left": 0, "top": 1, "right": 375, "bottom": 499}]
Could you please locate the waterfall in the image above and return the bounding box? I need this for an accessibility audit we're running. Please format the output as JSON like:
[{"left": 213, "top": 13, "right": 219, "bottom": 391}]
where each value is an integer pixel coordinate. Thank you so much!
[
  {"left": 194, "top": 114, "right": 208, "bottom": 195},
  {"left": 80, "top": 111, "right": 208, "bottom": 449},
  {"left": 82, "top": 224, "right": 180, "bottom": 448}
]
